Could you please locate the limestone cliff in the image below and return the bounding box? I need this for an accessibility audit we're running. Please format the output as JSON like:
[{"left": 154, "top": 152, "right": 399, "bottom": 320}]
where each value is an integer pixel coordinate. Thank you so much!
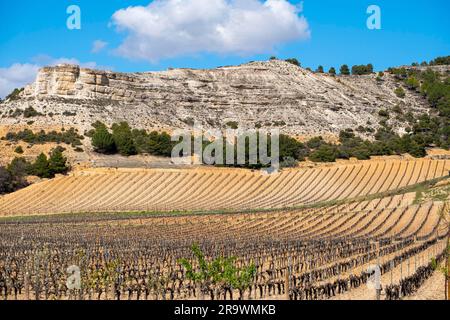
[{"left": 1, "top": 60, "right": 431, "bottom": 136}]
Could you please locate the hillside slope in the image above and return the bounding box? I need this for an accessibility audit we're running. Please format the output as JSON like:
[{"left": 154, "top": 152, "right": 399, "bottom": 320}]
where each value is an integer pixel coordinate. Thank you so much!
[{"left": 0, "top": 60, "right": 430, "bottom": 136}]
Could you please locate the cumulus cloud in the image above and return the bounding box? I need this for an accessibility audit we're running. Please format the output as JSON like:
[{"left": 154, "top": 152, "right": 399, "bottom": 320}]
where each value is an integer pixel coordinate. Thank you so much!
[
  {"left": 0, "top": 57, "right": 99, "bottom": 99},
  {"left": 91, "top": 40, "right": 108, "bottom": 53},
  {"left": 111, "top": 0, "right": 310, "bottom": 61},
  {"left": 0, "top": 63, "right": 40, "bottom": 99}
]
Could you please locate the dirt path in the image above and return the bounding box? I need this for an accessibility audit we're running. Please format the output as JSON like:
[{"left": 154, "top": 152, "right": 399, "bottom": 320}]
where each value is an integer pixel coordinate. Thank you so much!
[{"left": 404, "top": 265, "right": 446, "bottom": 300}]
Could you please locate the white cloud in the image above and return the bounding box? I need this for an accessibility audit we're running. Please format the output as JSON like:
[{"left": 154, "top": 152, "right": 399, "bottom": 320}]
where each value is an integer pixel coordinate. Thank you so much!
[
  {"left": 0, "top": 63, "right": 40, "bottom": 99},
  {"left": 0, "top": 57, "right": 99, "bottom": 99},
  {"left": 111, "top": 0, "right": 310, "bottom": 61},
  {"left": 91, "top": 40, "right": 108, "bottom": 53}
]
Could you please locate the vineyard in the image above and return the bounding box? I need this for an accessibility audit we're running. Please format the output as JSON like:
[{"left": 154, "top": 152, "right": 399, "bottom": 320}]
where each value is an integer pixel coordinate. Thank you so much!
[
  {"left": 0, "top": 158, "right": 449, "bottom": 216},
  {"left": 0, "top": 158, "right": 449, "bottom": 300}
]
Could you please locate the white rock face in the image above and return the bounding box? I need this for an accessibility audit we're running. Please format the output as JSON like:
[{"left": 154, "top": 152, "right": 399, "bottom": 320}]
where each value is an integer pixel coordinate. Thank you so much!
[{"left": 2, "top": 60, "right": 431, "bottom": 136}]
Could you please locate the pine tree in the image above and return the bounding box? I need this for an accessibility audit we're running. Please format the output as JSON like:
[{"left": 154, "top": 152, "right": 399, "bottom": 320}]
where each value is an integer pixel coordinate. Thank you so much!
[
  {"left": 340, "top": 64, "right": 350, "bottom": 75},
  {"left": 92, "top": 126, "right": 116, "bottom": 154},
  {"left": 112, "top": 122, "right": 137, "bottom": 156},
  {"left": 328, "top": 67, "right": 336, "bottom": 75},
  {"left": 32, "top": 153, "right": 51, "bottom": 178},
  {"left": 49, "top": 148, "right": 69, "bottom": 175}
]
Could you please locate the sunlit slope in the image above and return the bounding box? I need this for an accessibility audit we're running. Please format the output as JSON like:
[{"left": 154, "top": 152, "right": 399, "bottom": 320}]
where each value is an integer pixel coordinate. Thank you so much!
[
  {"left": 105, "top": 192, "right": 445, "bottom": 242},
  {"left": 0, "top": 158, "right": 449, "bottom": 216}
]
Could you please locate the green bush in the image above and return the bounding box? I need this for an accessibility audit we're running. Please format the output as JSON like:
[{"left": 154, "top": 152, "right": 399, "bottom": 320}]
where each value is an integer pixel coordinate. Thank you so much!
[
  {"left": 394, "top": 87, "right": 406, "bottom": 98},
  {"left": 23, "top": 106, "right": 43, "bottom": 118},
  {"left": 309, "top": 144, "right": 338, "bottom": 162},
  {"left": 29, "top": 149, "right": 69, "bottom": 179},
  {"left": 285, "top": 58, "right": 300, "bottom": 67},
  {"left": 226, "top": 121, "right": 239, "bottom": 129},
  {"left": 4, "top": 128, "right": 83, "bottom": 146},
  {"left": 5, "top": 88, "right": 24, "bottom": 101},
  {"left": 429, "top": 55, "right": 450, "bottom": 66},
  {"left": 378, "top": 109, "right": 389, "bottom": 118},
  {"left": 112, "top": 122, "right": 137, "bottom": 156},
  {"left": 306, "top": 136, "right": 325, "bottom": 149},
  {"left": 405, "top": 77, "right": 420, "bottom": 90},
  {"left": 351, "top": 64, "right": 374, "bottom": 75},
  {"left": 280, "top": 156, "right": 299, "bottom": 168},
  {"left": 14, "top": 146, "right": 24, "bottom": 154}
]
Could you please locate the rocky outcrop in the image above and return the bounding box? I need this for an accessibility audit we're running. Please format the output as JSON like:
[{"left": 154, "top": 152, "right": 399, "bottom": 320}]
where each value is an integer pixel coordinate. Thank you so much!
[{"left": 2, "top": 60, "right": 432, "bottom": 136}]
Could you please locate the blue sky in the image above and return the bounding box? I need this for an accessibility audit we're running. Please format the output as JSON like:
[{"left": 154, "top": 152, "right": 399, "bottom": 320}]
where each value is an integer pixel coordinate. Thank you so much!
[{"left": 0, "top": 0, "right": 449, "bottom": 97}]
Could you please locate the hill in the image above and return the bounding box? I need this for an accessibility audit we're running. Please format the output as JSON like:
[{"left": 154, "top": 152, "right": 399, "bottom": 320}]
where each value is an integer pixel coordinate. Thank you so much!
[{"left": 0, "top": 60, "right": 432, "bottom": 137}]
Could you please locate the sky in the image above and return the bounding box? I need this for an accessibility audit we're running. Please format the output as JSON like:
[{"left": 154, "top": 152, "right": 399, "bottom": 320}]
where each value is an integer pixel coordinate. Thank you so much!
[{"left": 0, "top": 0, "right": 449, "bottom": 98}]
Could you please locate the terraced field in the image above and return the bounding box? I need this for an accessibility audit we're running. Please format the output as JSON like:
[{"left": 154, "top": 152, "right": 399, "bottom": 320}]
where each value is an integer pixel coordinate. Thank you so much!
[
  {"left": 0, "top": 158, "right": 448, "bottom": 216},
  {"left": 96, "top": 192, "right": 443, "bottom": 242}
]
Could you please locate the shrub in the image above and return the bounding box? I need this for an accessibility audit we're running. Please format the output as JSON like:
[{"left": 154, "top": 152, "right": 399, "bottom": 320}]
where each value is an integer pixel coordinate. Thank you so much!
[
  {"left": 306, "top": 136, "right": 325, "bottom": 149},
  {"left": 0, "top": 167, "right": 14, "bottom": 194},
  {"left": 23, "top": 106, "right": 43, "bottom": 118},
  {"left": 328, "top": 67, "right": 336, "bottom": 75},
  {"left": 279, "top": 135, "right": 309, "bottom": 161},
  {"left": 351, "top": 64, "right": 374, "bottom": 75},
  {"left": 429, "top": 55, "right": 450, "bottom": 66},
  {"left": 392, "top": 104, "right": 403, "bottom": 114},
  {"left": 394, "top": 87, "right": 406, "bottom": 98},
  {"left": 309, "top": 144, "right": 338, "bottom": 162},
  {"left": 226, "top": 121, "right": 239, "bottom": 129},
  {"left": 285, "top": 58, "right": 300, "bottom": 67},
  {"left": 280, "top": 156, "right": 299, "bottom": 168},
  {"left": 112, "top": 122, "right": 137, "bottom": 156},
  {"left": 316, "top": 65, "right": 324, "bottom": 73},
  {"left": 4, "top": 128, "right": 83, "bottom": 146},
  {"left": 5, "top": 88, "right": 24, "bottom": 101},
  {"left": 14, "top": 146, "right": 24, "bottom": 154},
  {"left": 378, "top": 109, "right": 389, "bottom": 118},
  {"left": 405, "top": 77, "right": 420, "bottom": 90}
]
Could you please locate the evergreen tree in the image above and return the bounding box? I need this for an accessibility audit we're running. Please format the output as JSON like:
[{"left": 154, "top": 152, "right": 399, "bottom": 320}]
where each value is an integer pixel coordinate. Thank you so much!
[
  {"left": 112, "top": 122, "right": 137, "bottom": 156},
  {"left": 328, "top": 67, "right": 336, "bottom": 75},
  {"left": 32, "top": 153, "right": 51, "bottom": 178},
  {"left": 285, "top": 58, "right": 300, "bottom": 67},
  {"left": 92, "top": 125, "right": 116, "bottom": 154},
  {"left": 340, "top": 64, "right": 350, "bottom": 75},
  {"left": 316, "top": 65, "right": 324, "bottom": 73},
  {"left": 49, "top": 148, "right": 69, "bottom": 175}
]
